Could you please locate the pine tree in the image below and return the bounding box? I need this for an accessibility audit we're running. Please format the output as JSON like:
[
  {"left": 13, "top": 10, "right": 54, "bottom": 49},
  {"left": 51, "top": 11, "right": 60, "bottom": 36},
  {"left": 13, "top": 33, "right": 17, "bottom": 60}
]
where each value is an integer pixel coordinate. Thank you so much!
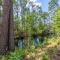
[{"left": 0, "top": 0, "right": 14, "bottom": 54}]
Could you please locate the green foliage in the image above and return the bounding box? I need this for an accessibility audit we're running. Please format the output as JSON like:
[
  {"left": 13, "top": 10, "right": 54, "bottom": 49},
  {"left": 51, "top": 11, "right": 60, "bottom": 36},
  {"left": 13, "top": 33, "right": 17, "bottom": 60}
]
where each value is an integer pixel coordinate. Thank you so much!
[
  {"left": 8, "top": 48, "right": 25, "bottom": 60},
  {"left": 21, "top": 12, "right": 48, "bottom": 35},
  {"left": 14, "top": 16, "right": 20, "bottom": 38},
  {"left": 52, "top": 7, "right": 60, "bottom": 34},
  {"left": 48, "top": 0, "right": 58, "bottom": 11},
  {"left": 40, "top": 38, "right": 48, "bottom": 48},
  {"left": 42, "top": 52, "right": 50, "bottom": 60},
  {"left": 12, "top": 0, "right": 16, "bottom": 4},
  {"left": 0, "top": 0, "right": 2, "bottom": 5}
]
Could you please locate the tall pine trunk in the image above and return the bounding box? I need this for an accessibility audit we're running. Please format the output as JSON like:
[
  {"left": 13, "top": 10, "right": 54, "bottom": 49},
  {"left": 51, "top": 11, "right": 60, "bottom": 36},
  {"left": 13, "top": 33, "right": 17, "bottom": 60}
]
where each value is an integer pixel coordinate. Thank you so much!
[{"left": 0, "top": 0, "right": 15, "bottom": 54}]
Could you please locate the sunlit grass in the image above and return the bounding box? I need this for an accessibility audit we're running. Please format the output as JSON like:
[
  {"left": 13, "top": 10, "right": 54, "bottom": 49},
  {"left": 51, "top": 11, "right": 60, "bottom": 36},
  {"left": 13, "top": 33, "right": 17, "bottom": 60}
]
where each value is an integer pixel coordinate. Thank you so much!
[{"left": 47, "top": 36, "right": 60, "bottom": 48}]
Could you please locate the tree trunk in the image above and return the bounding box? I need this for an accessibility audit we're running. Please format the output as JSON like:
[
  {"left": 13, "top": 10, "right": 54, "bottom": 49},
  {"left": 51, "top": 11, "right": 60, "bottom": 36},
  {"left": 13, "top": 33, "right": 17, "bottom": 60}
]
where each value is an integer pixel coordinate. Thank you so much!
[{"left": 0, "top": 0, "right": 15, "bottom": 54}]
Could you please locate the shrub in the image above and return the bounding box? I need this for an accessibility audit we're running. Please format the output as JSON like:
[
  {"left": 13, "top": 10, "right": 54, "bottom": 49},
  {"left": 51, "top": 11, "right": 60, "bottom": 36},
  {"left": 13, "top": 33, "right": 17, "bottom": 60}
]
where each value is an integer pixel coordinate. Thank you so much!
[
  {"left": 42, "top": 52, "right": 50, "bottom": 60},
  {"left": 8, "top": 48, "right": 25, "bottom": 60}
]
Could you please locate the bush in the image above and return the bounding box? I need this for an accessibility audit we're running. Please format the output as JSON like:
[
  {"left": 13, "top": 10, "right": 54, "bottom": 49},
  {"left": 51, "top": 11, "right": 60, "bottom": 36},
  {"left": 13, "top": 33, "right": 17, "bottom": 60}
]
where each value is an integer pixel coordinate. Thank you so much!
[
  {"left": 42, "top": 53, "right": 50, "bottom": 60},
  {"left": 8, "top": 48, "right": 25, "bottom": 60}
]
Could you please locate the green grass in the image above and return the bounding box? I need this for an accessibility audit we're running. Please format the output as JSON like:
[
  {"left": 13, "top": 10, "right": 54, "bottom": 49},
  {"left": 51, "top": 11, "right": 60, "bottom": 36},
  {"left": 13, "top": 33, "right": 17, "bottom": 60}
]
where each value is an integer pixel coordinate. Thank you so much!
[{"left": 8, "top": 48, "right": 25, "bottom": 60}]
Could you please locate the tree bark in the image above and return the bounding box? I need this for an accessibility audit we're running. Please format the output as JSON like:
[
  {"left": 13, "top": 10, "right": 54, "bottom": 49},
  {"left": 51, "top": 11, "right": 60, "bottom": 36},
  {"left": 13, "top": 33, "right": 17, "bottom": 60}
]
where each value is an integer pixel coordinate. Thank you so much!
[{"left": 0, "top": 0, "right": 15, "bottom": 54}]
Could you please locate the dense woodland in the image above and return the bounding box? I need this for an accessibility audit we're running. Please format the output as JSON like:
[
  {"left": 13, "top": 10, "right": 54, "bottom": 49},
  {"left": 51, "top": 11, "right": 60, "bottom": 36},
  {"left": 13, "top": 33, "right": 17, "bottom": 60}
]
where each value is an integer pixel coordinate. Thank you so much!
[{"left": 0, "top": 0, "right": 60, "bottom": 60}]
